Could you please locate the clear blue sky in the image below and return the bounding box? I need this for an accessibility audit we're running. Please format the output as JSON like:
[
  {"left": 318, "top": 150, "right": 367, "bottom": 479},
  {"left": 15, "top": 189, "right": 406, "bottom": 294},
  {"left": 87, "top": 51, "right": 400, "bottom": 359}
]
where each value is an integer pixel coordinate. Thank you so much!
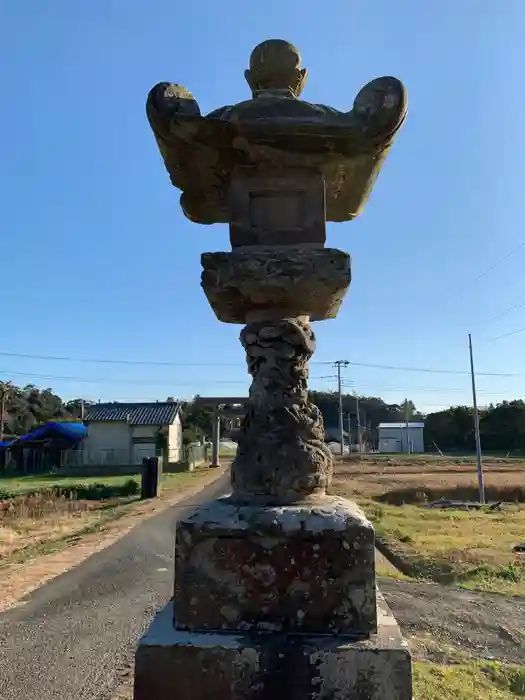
[{"left": 2, "top": 0, "right": 525, "bottom": 412}]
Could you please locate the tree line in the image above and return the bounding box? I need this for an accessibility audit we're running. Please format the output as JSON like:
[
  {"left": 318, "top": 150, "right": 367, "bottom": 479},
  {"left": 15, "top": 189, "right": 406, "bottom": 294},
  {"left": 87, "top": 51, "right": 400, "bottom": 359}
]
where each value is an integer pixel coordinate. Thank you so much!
[
  {"left": 424, "top": 401, "right": 525, "bottom": 453},
  {"left": 0, "top": 382, "right": 89, "bottom": 439},
  {"left": 1, "top": 381, "right": 524, "bottom": 454}
]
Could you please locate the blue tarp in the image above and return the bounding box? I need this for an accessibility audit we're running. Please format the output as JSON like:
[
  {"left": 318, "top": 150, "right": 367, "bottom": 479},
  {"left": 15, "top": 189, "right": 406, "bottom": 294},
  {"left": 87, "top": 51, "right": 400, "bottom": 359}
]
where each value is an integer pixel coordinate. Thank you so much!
[{"left": 6, "top": 421, "right": 87, "bottom": 448}]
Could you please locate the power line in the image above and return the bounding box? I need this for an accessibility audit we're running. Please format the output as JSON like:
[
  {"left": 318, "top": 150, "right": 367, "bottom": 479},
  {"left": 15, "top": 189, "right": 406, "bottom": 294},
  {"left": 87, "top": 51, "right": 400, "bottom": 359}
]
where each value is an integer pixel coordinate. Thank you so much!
[
  {"left": 341, "top": 381, "right": 485, "bottom": 395},
  {"left": 0, "top": 368, "right": 334, "bottom": 387},
  {"left": 488, "top": 325, "right": 525, "bottom": 342},
  {"left": 343, "top": 360, "right": 514, "bottom": 377},
  {"left": 473, "top": 240, "right": 525, "bottom": 282},
  {"left": 0, "top": 350, "right": 517, "bottom": 377},
  {"left": 486, "top": 297, "right": 525, "bottom": 325},
  {"left": 0, "top": 369, "right": 246, "bottom": 386},
  {"left": 0, "top": 350, "right": 333, "bottom": 368},
  {"left": 0, "top": 351, "right": 245, "bottom": 367}
]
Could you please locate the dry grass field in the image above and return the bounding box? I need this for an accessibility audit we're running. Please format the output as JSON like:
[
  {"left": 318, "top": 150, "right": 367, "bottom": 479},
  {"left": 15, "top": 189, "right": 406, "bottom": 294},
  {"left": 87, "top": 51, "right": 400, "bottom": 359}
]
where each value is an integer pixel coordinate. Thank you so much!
[
  {"left": 330, "top": 455, "right": 525, "bottom": 595},
  {"left": 0, "top": 468, "right": 218, "bottom": 565}
]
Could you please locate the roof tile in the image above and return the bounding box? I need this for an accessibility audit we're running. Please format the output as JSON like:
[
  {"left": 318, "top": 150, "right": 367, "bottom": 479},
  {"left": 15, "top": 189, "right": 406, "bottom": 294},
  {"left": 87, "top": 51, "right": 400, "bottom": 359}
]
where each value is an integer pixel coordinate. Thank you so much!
[{"left": 84, "top": 402, "right": 180, "bottom": 426}]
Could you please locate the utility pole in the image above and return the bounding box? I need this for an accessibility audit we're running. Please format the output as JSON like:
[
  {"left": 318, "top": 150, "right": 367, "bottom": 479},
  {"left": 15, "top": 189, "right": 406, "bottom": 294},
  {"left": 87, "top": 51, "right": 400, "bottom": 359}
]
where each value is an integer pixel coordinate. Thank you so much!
[
  {"left": 0, "top": 385, "right": 6, "bottom": 443},
  {"left": 469, "top": 333, "right": 485, "bottom": 503},
  {"left": 80, "top": 398, "right": 85, "bottom": 421},
  {"left": 210, "top": 408, "right": 221, "bottom": 468},
  {"left": 404, "top": 399, "right": 411, "bottom": 455},
  {"left": 355, "top": 393, "right": 362, "bottom": 454},
  {"left": 346, "top": 413, "right": 352, "bottom": 451},
  {"left": 334, "top": 360, "right": 349, "bottom": 457}
]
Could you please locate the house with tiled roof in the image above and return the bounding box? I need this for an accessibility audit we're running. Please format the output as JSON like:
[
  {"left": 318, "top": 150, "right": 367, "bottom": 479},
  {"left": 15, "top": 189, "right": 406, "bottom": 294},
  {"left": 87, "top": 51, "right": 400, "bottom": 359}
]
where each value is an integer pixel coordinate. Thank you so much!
[{"left": 83, "top": 401, "right": 182, "bottom": 465}]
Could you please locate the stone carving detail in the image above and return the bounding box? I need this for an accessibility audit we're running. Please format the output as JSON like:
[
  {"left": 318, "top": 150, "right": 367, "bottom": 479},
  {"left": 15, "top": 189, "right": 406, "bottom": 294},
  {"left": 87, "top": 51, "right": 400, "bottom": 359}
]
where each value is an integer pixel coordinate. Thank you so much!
[
  {"left": 146, "top": 39, "right": 407, "bottom": 225},
  {"left": 201, "top": 247, "right": 351, "bottom": 324},
  {"left": 231, "top": 318, "right": 332, "bottom": 504}
]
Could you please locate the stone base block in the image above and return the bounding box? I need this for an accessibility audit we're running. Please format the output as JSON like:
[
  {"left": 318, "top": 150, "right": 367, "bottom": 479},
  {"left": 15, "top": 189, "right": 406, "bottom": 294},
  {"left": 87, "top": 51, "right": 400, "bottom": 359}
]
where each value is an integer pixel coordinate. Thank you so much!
[
  {"left": 174, "top": 496, "right": 376, "bottom": 635},
  {"left": 134, "top": 595, "right": 412, "bottom": 700},
  {"left": 200, "top": 247, "right": 350, "bottom": 323}
]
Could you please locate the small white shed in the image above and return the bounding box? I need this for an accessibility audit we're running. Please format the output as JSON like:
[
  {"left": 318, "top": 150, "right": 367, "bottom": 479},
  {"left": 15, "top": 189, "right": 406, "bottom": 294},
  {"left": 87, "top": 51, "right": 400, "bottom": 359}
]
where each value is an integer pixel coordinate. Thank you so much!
[{"left": 378, "top": 422, "right": 425, "bottom": 454}]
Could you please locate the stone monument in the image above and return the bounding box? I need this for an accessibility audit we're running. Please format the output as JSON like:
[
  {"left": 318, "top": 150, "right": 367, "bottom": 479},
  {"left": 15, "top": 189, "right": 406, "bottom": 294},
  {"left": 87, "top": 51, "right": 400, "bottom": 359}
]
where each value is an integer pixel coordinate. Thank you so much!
[{"left": 135, "top": 39, "right": 411, "bottom": 699}]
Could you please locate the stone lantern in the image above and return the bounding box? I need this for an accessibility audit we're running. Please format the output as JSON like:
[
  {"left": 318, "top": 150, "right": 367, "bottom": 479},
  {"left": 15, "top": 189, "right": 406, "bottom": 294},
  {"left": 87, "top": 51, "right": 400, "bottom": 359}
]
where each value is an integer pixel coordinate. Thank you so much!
[{"left": 135, "top": 39, "right": 411, "bottom": 700}]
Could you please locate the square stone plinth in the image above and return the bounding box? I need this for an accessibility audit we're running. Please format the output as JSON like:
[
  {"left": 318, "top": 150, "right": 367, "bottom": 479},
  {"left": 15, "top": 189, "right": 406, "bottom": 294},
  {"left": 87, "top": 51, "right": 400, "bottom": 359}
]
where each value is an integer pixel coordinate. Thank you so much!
[
  {"left": 135, "top": 594, "right": 412, "bottom": 700},
  {"left": 174, "top": 496, "right": 376, "bottom": 635},
  {"left": 201, "top": 247, "right": 350, "bottom": 323}
]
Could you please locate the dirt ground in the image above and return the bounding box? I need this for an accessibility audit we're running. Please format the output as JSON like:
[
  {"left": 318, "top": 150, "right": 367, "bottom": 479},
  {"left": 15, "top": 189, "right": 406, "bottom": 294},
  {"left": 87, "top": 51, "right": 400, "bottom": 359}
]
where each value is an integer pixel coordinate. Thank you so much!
[{"left": 380, "top": 576, "right": 525, "bottom": 666}]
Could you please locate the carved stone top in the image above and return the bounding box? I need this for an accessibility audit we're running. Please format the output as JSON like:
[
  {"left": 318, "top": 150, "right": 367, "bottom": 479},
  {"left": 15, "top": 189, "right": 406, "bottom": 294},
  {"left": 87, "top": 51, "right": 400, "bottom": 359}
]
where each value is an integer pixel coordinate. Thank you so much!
[
  {"left": 244, "top": 39, "right": 307, "bottom": 99},
  {"left": 146, "top": 39, "right": 407, "bottom": 226}
]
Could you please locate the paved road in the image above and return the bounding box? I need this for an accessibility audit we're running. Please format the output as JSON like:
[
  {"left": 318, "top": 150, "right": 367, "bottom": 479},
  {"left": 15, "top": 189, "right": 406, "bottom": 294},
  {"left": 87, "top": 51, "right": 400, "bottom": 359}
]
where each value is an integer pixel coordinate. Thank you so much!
[{"left": 0, "top": 474, "right": 229, "bottom": 700}]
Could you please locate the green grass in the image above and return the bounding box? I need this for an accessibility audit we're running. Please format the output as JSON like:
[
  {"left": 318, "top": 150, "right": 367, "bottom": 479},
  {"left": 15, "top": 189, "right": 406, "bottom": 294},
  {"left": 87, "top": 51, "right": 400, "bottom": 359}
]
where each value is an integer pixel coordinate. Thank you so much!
[
  {"left": 372, "top": 501, "right": 525, "bottom": 594},
  {"left": 219, "top": 448, "right": 237, "bottom": 457},
  {"left": 0, "top": 468, "right": 207, "bottom": 497},
  {"left": 0, "top": 472, "right": 140, "bottom": 495},
  {"left": 413, "top": 661, "right": 525, "bottom": 699},
  {"left": 332, "top": 480, "right": 525, "bottom": 594}
]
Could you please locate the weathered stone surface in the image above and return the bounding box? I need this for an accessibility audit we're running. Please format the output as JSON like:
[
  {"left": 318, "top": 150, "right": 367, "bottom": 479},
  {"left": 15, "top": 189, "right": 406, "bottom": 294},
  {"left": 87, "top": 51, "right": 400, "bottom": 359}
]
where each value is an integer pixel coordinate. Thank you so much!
[
  {"left": 230, "top": 318, "right": 332, "bottom": 504},
  {"left": 135, "top": 595, "right": 412, "bottom": 700},
  {"left": 146, "top": 39, "right": 407, "bottom": 225},
  {"left": 229, "top": 167, "right": 326, "bottom": 248},
  {"left": 174, "top": 496, "right": 376, "bottom": 635},
  {"left": 201, "top": 247, "right": 350, "bottom": 324}
]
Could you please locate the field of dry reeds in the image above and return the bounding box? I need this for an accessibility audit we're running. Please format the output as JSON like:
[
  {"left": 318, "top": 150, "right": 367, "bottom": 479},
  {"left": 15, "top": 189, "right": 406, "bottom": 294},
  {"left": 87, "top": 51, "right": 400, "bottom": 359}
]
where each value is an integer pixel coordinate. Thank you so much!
[{"left": 330, "top": 455, "right": 525, "bottom": 594}]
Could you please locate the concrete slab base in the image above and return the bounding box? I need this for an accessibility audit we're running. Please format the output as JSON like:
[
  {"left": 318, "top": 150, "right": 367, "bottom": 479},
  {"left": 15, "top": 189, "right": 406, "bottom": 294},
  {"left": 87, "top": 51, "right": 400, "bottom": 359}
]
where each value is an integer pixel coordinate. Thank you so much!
[{"left": 134, "top": 593, "right": 412, "bottom": 699}]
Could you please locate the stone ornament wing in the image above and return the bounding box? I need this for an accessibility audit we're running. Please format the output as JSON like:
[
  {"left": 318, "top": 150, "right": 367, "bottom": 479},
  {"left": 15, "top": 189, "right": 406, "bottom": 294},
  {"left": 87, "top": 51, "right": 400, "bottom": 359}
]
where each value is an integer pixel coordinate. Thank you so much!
[
  {"left": 146, "top": 82, "right": 236, "bottom": 224},
  {"left": 146, "top": 83, "right": 210, "bottom": 189},
  {"left": 327, "top": 76, "right": 408, "bottom": 221},
  {"left": 350, "top": 76, "right": 408, "bottom": 143}
]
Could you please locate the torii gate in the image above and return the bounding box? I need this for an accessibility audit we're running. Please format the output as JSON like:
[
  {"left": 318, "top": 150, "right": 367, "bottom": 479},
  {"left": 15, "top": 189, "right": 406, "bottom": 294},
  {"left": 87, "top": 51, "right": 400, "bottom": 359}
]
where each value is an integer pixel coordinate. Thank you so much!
[{"left": 194, "top": 396, "right": 248, "bottom": 467}]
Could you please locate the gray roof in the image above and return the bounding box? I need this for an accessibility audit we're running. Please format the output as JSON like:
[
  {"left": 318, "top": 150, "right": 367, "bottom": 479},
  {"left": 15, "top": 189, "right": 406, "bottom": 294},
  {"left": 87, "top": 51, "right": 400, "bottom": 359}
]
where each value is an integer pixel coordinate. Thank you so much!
[
  {"left": 378, "top": 422, "right": 425, "bottom": 429},
  {"left": 325, "top": 426, "right": 349, "bottom": 439},
  {"left": 84, "top": 402, "right": 180, "bottom": 426}
]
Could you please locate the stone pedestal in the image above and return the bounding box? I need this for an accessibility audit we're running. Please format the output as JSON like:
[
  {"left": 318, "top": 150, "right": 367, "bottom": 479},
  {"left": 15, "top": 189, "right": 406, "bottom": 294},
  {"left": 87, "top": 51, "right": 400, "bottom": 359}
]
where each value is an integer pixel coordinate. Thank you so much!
[
  {"left": 135, "top": 594, "right": 411, "bottom": 700},
  {"left": 135, "top": 497, "right": 412, "bottom": 699},
  {"left": 173, "top": 497, "right": 376, "bottom": 635}
]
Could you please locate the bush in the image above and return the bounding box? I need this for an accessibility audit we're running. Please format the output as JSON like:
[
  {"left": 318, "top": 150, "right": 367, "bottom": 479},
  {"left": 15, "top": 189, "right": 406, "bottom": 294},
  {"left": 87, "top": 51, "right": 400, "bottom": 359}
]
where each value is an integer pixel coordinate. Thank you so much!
[{"left": 0, "top": 479, "right": 140, "bottom": 503}]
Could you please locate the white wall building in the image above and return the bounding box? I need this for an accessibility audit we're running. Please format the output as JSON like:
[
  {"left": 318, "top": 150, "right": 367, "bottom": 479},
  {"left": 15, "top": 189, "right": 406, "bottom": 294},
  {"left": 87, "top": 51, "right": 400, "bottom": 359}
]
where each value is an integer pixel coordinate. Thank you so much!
[
  {"left": 83, "top": 402, "right": 183, "bottom": 465},
  {"left": 378, "top": 422, "right": 425, "bottom": 454}
]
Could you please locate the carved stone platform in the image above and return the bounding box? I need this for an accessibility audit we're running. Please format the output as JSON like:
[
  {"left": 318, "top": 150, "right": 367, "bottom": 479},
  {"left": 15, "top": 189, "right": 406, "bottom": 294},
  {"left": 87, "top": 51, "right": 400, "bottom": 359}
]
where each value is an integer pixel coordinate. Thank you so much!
[
  {"left": 201, "top": 247, "right": 350, "bottom": 323},
  {"left": 135, "top": 594, "right": 412, "bottom": 700},
  {"left": 173, "top": 497, "right": 376, "bottom": 635}
]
